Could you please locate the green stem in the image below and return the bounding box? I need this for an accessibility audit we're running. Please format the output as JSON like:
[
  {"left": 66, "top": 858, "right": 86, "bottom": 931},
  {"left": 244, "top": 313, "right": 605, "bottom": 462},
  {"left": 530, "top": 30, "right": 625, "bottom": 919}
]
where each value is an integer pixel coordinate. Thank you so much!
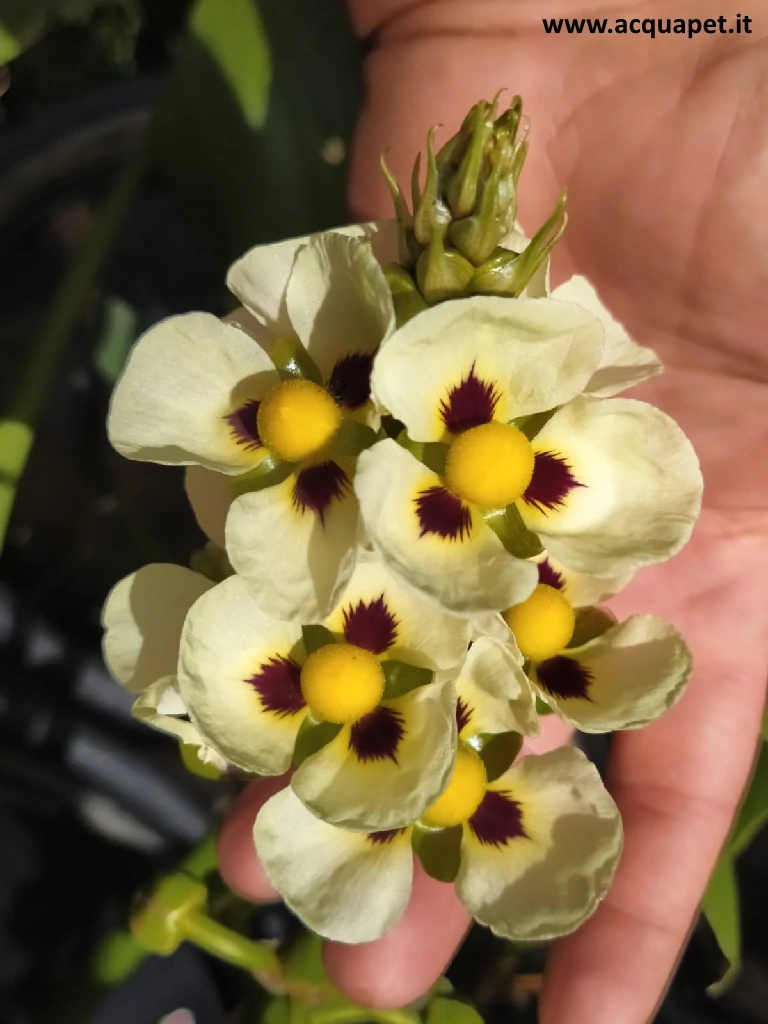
[{"left": 183, "top": 911, "right": 280, "bottom": 975}]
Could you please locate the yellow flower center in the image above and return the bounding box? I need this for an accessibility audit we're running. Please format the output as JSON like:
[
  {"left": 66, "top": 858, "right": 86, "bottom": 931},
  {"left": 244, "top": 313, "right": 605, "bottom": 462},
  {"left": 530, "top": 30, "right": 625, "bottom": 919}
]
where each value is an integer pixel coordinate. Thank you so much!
[
  {"left": 256, "top": 380, "right": 341, "bottom": 463},
  {"left": 444, "top": 421, "right": 535, "bottom": 508},
  {"left": 503, "top": 583, "right": 575, "bottom": 662},
  {"left": 300, "top": 644, "right": 385, "bottom": 725},
  {"left": 421, "top": 746, "right": 488, "bottom": 829}
]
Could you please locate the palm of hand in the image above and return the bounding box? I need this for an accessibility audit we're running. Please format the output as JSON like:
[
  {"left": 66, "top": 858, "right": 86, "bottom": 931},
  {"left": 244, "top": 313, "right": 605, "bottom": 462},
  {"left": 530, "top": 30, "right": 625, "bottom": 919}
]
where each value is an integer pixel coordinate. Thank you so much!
[{"left": 220, "top": 6, "right": 768, "bottom": 1020}]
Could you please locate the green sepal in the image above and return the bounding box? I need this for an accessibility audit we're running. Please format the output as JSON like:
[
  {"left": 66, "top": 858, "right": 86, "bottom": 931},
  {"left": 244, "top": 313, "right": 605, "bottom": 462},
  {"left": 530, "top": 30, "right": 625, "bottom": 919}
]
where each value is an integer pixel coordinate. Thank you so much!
[
  {"left": 467, "top": 730, "right": 523, "bottom": 782},
  {"left": 416, "top": 227, "right": 475, "bottom": 305},
  {"left": 229, "top": 456, "right": 293, "bottom": 498},
  {"left": 396, "top": 431, "right": 448, "bottom": 475},
  {"left": 568, "top": 607, "right": 616, "bottom": 649},
  {"left": 329, "top": 419, "right": 379, "bottom": 457},
  {"left": 380, "top": 155, "right": 420, "bottom": 270},
  {"left": 385, "top": 265, "right": 428, "bottom": 327},
  {"left": 513, "top": 408, "right": 557, "bottom": 440},
  {"left": 412, "top": 824, "right": 462, "bottom": 884},
  {"left": 293, "top": 715, "right": 342, "bottom": 766},
  {"left": 381, "top": 414, "right": 406, "bottom": 439},
  {"left": 302, "top": 624, "right": 337, "bottom": 655},
  {"left": 535, "top": 694, "right": 554, "bottom": 716},
  {"left": 444, "top": 96, "right": 497, "bottom": 219},
  {"left": 269, "top": 335, "right": 323, "bottom": 384},
  {"left": 483, "top": 504, "right": 543, "bottom": 558},
  {"left": 413, "top": 126, "right": 450, "bottom": 246},
  {"left": 382, "top": 660, "right": 434, "bottom": 700}
]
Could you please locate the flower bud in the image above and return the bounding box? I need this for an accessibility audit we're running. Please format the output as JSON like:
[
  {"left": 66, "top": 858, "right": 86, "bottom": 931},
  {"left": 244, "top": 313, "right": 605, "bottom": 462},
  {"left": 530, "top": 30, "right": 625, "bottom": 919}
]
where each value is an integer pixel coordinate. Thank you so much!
[{"left": 415, "top": 223, "right": 475, "bottom": 305}]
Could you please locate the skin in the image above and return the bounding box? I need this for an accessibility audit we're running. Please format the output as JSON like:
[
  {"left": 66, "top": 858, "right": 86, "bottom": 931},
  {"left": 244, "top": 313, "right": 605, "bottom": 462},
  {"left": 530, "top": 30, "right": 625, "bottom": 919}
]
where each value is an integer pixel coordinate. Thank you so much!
[{"left": 219, "top": 1, "right": 768, "bottom": 1020}]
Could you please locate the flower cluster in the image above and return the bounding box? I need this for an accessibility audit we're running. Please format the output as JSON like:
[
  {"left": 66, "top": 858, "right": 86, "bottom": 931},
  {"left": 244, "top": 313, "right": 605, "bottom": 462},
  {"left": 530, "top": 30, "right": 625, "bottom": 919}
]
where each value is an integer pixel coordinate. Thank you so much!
[{"left": 102, "top": 97, "right": 701, "bottom": 946}]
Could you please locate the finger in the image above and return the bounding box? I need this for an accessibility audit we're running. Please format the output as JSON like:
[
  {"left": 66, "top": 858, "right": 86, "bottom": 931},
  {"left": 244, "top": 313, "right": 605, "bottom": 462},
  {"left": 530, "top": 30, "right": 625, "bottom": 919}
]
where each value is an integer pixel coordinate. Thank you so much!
[
  {"left": 323, "top": 715, "right": 572, "bottom": 1008},
  {"left": 217, "top": 776, "right": 288, "bottom": 902},
  {"left": 540, "top": 511, "right": 768, "bottom": 1024}
]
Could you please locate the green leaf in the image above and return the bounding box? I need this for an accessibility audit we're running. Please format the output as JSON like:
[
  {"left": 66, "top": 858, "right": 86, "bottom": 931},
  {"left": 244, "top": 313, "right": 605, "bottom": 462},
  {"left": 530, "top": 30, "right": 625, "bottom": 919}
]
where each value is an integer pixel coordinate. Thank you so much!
[
  {"left": 270, "top": 335, "right": 323, "bottom": 384},
  {"left": 382, "top": 660, "right": 434, "bottom": 700},
  {"left": 330, "top": 420, "right": 379, "bottom": 458},
  {"left": 702, "top": 853, "right": 741, "bottom": 995},
  {"left": 302, "top": 625, "right": 337, "bottom": 656},
  {"left": 228, "top": 456, "right": 293, "bottom": 498},
  {"left": 0, "top": 153, "right": 143, "bottom": 553},
  {"left": 425, "top": 996, "right": 483, "bottom": 1024},
  {"left": 468, "top": 730, "right": 523, "bottom": 782},
  {"left": 729, "top": 741, "right": 768, "bottom": 858},
  {"left": 189, "top": 0, "right": 271, "bottom": 130},
  {"left": 293, "top": 717, "right": 341, "bottom": 766},
  {"left": 412, "top": 825, "right": 462, "bottom": 884},
  {"left": 483, "top": 504, "right": 543, "bottom": 558},
  {"left": 396, "top": 431, "right": 448, "bottom": 475}
]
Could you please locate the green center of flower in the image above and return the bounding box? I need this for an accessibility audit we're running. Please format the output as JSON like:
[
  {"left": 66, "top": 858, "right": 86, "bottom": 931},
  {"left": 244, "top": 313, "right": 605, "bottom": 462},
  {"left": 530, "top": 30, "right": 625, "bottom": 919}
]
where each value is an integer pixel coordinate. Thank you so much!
[
  {"left": 444, "top": 421, "right": 535, "bottom": 508},
  {"left": 257, "top": 380, "right": 341, "bottom": 463},
  {"left": 420, "top": 746, "right": 488, "bottom": 828},
  {"left": 300, "top": 643, "right": 385, "bottom": 724},
  {"left": 503, "top": 583, "right": 575, "bottom": 662}
]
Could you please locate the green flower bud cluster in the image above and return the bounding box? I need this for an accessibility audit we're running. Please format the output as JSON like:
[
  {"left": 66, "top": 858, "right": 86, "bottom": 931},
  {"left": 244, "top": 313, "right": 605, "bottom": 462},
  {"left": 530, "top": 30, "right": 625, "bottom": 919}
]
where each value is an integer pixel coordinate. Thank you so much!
[{"left": 381, "top": 94, "right": 567, "bottom": 318}]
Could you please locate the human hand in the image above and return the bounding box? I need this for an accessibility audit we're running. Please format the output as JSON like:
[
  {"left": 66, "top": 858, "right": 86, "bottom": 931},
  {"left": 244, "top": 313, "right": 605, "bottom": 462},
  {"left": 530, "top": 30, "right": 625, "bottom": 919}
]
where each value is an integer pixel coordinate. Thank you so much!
[{"left": 218, "top": 2, "right": 768, "bottom": 1019}]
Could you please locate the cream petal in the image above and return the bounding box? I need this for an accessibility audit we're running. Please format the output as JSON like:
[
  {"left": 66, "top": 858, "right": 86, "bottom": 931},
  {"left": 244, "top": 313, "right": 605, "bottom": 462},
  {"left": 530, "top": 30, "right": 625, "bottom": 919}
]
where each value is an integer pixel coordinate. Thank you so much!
[
  {"left": 177, "top": 575, "right": 306, "bottom": 774},
  {"left": 551, "top": 276, "right": 662, "bottom": 398},
  {"left": 520, "top": 396, "right": 702, "bottom": 576},
  {"left": 286, "top": 232, "right": 395, "bottom": 380},
  {"left": 456, "top": 747, "right": 622, "bottom": 940},
  {"left": 292, "top": 678, "right": 457, "bottom": 831},
  {"left": 355, "top": 440, "right": 538, "bottom": 615},
  {"left": 107, "top": 312, "right": 278, "bottom": 473},
  {"left": 254, "top": 787, "right": 413, "bottom": 942},
  {"left": 324, "top": 549, "right": 471, "bottom": 670},
  {"left": 371, "top": 296, "right": 603, "bottom": 441},
  {"left": 533, "top": 552, "right": 633, "bottom": 608},
  {"left": 456, "top": 637, "right": 538, "bottom": 739},
  {"left": 225, "top": 463, "right": 359, "bottom": 622},
  {"left": 185, "top": 465, "right": 232, "bottom": 548},
  {"left": 133, "top": 678, "right": 227, "bottom": 770},
  {"left": 227, "top": 221, "right": 396, "bottom": 333},
  {"left": 102, "top": 564, "right": 213, "bottom": 694},
  {"left": 532, "top": 615, "right": 692, "bottom": 732}
]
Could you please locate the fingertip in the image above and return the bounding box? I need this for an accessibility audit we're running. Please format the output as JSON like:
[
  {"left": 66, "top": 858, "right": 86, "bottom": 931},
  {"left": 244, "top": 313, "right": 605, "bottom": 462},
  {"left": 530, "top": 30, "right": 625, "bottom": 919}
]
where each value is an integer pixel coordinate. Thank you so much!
[
  {"left": 217, "top": 777, "right": 287, "bottom": 903},
  {"left": 323, "top": 859, "right": 471, "bottom": 1009}
]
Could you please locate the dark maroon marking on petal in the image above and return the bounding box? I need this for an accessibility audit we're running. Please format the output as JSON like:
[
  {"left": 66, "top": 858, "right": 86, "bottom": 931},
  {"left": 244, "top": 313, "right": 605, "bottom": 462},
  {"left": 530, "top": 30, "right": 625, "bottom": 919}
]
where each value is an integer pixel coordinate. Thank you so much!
[
  {"left": 416, "top": 486, "right": 472, "bottom": 542},
  {"left": 342, "top": 595, "right": 398, "bottom": 654},
  {"left": 523, "top": 451, "right": 583, "bottom": 515},
  {"left": 456, "top": 697, "right": 472, "bottom": 734},
  {"left": 439, "top": 364, "right": 500, "bottom": 434},
  {"left": 328, "top": 351, "right": 376, "bottom": 409},
  {"left": 367, "top": 827, "right": 407, "bottom": 845},
  {"left": 293, "top": 461, "right": 351, "bottom": 525},
  {"left": 537, "top": 558, "right": 565, "bottom": 591},
  {"left": 247, "top": 656, "right": 306, "bottom": 717},
  {"left": 470, "top": 790, "right": 527, "bottom": 847},
  {"left": 225, "top": 399, "right": 262, "bottom": 452},
  {"left": 349, "top": 706, "right": 405, "bottom": 763},
  {"left": 536, "top": 656, "right": 593, "bottom": 701}
]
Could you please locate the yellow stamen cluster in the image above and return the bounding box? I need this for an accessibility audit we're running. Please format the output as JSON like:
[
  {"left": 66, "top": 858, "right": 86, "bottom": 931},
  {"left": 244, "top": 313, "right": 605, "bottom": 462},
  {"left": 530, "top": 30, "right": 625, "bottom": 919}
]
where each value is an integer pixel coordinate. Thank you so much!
[
  {"left": 257, "top": 379, "right": 341, "bottom": 463},
  {"left": 300, "top": 643, "right": 385, "bottom": 725},
  {"left": 444, "top": 421, "right": 535, "bottom": 508},
  {"left": 421, "top": 746, "right": 488, "bottom": 828},
  {"left": 503, "top": 584, "right": 575, "bottom": 662}
]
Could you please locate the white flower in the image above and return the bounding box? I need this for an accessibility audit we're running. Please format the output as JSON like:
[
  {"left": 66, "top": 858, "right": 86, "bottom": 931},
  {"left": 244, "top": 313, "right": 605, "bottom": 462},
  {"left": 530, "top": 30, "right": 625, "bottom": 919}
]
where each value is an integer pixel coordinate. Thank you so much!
[
  {"left": 355, "top": 297, "right": 701, "bottom": 615},
  {"left": 254, "top": 646, "right": 621, "bottom": 943},
  {"left": 176, "top": 553, "right": 471, "bottom": 831},
  {"left": 101, "top": 563, "right": 226, "bottom": 771},
  {"left": 108, "top": 228, "right": 396, "bottom": 622},
  {"left": 484, "top": 554, "right": 693, "bottom": 732}
]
